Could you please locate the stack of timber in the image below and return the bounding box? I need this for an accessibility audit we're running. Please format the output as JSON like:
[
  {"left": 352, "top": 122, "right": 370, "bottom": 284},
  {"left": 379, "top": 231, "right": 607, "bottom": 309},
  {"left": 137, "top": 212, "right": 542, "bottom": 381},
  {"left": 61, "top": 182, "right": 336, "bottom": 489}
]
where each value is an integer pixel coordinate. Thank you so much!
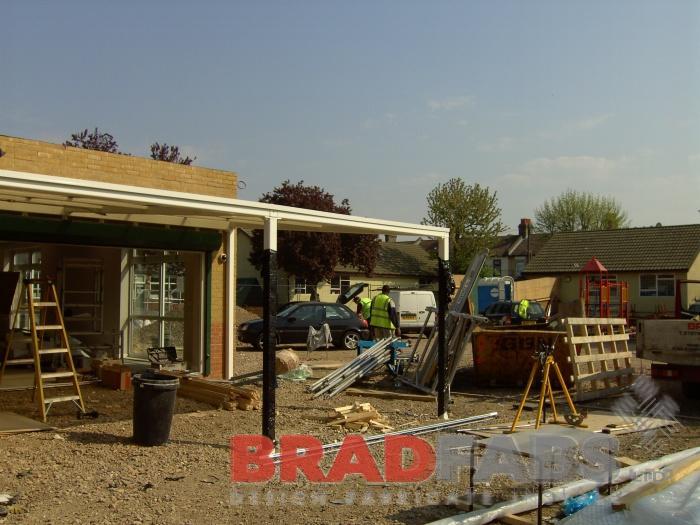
[
  {"left": 564, "top": 317, "right": 634, "bottom": 401},
  {"left": 399, "top": 250, "right": 488, "bottom": 394},
  {"left": 326, "top": 402, "right": 393, "bottom": 433},
  {"left": 308, "top": 337, "right": 397, "bottom": 398},
  {"left": 161, "top": 371, "right": 261, "bottom": 410}
]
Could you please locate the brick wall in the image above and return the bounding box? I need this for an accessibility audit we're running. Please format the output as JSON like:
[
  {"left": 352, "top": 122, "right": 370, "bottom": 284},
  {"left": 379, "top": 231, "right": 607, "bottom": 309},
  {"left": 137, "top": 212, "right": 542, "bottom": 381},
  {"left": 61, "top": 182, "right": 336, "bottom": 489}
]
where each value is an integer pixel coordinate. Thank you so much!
[
  {"left": 0, "top": 135, "right": 237, "bottom": 198},
  {"left": 0, "top": 135, "right": 238, "bottom": 378},
  {"left": 209, "top": 242, "right": 227, "bottom": 378}
]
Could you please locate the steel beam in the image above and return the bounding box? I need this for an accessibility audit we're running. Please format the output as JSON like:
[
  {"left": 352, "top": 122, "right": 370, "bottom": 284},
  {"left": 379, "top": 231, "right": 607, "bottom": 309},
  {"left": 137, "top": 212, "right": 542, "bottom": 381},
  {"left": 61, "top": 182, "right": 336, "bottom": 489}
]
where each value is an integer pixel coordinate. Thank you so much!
[
  {"left": 262, "top": 218, "right": 278, "bottom": 441},
  {"left": 437, "top": 257, "right": 449, "bottom": 418}
]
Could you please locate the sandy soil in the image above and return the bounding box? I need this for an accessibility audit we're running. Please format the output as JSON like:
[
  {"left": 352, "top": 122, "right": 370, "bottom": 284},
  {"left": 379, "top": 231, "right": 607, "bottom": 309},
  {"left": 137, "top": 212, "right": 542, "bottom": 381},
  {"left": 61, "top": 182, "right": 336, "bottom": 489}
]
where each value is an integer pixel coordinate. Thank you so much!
[{"left": 1, "top": 343, "right": 698, "bottom": 524}]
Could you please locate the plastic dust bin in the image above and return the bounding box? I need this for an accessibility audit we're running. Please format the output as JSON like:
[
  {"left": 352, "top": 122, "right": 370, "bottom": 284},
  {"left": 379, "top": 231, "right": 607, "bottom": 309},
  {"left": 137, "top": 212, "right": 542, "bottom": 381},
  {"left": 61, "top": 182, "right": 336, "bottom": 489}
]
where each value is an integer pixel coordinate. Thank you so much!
[{"left": 132, "top": 371, "right": 179, "bottom": 446}]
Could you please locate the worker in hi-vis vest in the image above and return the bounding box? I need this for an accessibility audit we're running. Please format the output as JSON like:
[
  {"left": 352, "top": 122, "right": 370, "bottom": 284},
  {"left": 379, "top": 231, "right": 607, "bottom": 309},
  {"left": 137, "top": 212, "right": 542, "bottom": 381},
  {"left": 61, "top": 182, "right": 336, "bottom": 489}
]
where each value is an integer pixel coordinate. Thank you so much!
[
  {"left": 369, "top": 284, "right": 401, "bottom": 339},
  {"left": 517, "top": 299, "right": 530, "bottom": 320},
  {"left": 353, "top": 296, "right": 372, "bottom": 320}
]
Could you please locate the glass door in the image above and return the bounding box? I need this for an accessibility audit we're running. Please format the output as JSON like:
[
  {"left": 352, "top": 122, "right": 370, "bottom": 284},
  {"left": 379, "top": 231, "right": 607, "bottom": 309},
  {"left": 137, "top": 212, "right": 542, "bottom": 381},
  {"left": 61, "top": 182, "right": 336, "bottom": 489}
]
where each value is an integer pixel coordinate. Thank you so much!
[{"left": 129, "top": 250, "right": 185, "bottom": 359}]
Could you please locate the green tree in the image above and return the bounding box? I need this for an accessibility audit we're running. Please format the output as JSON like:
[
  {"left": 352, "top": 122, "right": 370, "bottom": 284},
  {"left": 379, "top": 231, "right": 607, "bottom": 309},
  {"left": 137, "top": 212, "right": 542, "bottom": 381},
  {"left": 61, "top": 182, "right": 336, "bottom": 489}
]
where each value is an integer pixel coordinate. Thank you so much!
[
  {"left": 150, "top": 142, "right": 195, "bottom": 165},
  {"left": 534, "top": 189, "right": 630, "bottom": 233},
  {"left": 422, "top": 178, "right": 505, "bottom": 272},
  {"left": 249, "top": 181, "right": 379, "bottom": 300},
  {"left": 64, "top": 128, "right": 120, "bottom": 153}
]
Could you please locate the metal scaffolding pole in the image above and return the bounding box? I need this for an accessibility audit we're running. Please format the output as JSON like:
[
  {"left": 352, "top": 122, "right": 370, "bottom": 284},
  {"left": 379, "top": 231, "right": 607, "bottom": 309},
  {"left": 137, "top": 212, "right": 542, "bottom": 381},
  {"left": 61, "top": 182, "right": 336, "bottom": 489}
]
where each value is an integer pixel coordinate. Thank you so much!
[{"left": 437, "top": 257, "right": 449, "bottom": 418}]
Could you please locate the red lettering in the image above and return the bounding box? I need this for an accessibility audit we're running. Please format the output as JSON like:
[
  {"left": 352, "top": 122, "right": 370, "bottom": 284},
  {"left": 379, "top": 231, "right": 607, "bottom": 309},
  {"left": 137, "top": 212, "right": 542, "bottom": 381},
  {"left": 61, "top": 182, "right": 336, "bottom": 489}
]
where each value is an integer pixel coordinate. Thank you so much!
[
  {"left": 325, "top": 435, "right": 383, "bottom": 482},
  {"left": 230, "top": 435, "right": 275, "bottom": 482},
  {"left": 279, "top": 434, "right": 326, "bottom": 482},
  {"left": 385, "top": 435, "right": 435, "bottom": 482}
]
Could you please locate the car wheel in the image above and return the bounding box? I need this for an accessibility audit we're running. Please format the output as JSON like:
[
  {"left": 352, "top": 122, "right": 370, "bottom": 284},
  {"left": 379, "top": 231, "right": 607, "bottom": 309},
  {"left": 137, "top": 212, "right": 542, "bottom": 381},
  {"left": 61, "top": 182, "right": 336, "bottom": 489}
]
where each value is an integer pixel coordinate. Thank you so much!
[
  {"left": 253, "top": 332, "right": 277, "bottom": 351},
  {"left": 342, "top": 330, "right": 360, "bottom": 350}
]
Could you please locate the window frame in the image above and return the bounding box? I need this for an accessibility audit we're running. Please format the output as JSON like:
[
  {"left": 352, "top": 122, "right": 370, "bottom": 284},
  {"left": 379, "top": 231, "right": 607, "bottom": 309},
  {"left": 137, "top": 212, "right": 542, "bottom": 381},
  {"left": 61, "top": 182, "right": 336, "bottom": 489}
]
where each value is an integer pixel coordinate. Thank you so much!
[
  {"left": 294, "top": 277, "right": 308, "bottom": 294},
  {"left": 639, "top": 273, "right": 675, "bottom": 297},
  {"left": 329, "top": 274, "right": 351, "bottom": 295}
]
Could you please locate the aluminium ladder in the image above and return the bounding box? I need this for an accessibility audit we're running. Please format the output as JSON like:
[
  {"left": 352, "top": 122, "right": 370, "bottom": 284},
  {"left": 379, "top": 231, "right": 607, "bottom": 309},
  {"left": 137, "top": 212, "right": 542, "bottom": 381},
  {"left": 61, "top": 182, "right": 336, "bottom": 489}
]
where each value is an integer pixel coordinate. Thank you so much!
[{"left": 0, "top": 278, "right": 86, "bottom": 421}]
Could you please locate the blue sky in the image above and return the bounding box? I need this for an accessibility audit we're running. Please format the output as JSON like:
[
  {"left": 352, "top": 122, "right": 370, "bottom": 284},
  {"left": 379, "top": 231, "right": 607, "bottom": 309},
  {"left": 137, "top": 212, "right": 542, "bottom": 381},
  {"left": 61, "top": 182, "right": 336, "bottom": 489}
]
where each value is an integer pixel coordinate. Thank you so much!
[{"left": 2, "top": 1, "right": 699, "bottom": 232}]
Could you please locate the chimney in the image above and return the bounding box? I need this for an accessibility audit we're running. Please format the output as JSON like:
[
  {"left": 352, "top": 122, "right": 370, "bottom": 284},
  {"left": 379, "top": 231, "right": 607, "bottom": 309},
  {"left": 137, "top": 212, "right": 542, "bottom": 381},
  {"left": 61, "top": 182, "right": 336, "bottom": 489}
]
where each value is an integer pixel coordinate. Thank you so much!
[
  {"left": 518, "top": 218, "right": 531, "bottom": 239},
  {"left": 384, "top": 235, "right": 397, "bottom": 243}
]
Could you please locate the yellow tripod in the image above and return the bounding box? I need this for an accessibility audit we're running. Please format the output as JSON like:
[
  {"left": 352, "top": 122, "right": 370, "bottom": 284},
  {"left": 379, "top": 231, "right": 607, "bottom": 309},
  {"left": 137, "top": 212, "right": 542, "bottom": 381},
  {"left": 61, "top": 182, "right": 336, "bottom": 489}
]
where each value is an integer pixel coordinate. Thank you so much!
[{"left": 510, "top": 340, "right": 584, "bottom": 432}]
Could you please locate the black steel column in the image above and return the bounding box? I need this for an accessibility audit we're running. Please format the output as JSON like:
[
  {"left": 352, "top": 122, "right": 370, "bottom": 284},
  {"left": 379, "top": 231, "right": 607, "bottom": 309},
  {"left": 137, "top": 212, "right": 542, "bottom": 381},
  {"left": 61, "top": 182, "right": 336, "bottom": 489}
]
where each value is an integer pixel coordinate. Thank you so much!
[
  {"left": 262, "top": 249, "right": 278, "bottom": 441},
  {"left": 437, "top": 257, "right": 449, "bottom": 417}
]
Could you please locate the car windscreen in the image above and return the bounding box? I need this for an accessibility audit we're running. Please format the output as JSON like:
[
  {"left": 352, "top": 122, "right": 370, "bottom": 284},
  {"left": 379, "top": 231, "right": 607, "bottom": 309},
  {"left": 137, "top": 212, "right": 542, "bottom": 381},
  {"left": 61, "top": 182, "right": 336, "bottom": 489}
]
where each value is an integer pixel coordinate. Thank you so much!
[
  {"left": 528, "top": 302, "right": 545, "bottom": 317},
  {"left": 277, "top": 305, "right": 298, "bottom": 317}
]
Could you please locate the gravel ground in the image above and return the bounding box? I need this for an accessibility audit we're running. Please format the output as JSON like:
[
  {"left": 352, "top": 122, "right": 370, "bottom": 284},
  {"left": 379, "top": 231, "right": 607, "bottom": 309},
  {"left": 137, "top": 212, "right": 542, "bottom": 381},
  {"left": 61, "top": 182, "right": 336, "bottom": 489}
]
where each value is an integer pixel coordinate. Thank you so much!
[{"left": 1, "top": 343, "right": 698, "bottom": 524}]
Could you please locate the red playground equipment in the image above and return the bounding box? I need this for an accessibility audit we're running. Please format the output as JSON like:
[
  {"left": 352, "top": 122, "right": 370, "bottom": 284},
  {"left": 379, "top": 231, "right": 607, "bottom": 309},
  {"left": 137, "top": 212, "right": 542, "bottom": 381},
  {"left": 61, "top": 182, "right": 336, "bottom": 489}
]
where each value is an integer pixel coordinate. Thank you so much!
[{"left": 579, "top": 257, "right": 629, "bottom": 319}]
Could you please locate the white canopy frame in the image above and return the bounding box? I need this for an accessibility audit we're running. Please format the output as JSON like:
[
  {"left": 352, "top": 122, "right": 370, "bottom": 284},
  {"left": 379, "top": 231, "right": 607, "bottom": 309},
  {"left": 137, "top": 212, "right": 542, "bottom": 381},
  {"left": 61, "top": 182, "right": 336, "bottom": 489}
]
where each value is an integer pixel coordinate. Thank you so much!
[{"left": 0, "top": 168, "right": 452, "bottom": 435}]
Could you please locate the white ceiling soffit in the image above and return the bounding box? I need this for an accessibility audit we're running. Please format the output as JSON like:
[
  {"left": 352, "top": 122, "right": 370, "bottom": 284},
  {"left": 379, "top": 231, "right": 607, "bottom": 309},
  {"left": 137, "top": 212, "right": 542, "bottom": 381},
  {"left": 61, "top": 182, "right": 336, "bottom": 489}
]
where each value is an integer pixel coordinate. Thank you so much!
[{"left": 0, "top": 169, "right": 449, "bottom": 239}]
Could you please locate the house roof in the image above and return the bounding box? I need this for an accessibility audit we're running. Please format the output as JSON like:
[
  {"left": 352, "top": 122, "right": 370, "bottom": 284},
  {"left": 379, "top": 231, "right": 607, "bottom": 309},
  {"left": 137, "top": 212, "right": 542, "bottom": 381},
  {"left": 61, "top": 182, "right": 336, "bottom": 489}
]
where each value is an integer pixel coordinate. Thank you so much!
[
  {"left": 524, "top": 224, "right": 700, "bottom": 274},
  {"left": 490, "top": 233, "right": 551, "bottom": 258},
  {"left": 337, "top": 242, "right": 437, "bottom": 276}
]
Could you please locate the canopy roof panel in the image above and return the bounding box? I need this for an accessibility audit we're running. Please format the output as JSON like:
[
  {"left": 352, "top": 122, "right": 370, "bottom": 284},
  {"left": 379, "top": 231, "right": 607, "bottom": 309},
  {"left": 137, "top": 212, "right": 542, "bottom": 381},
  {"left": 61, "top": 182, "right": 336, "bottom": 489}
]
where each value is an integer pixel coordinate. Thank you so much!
[{"left": 0, "top": 169, "right": 449, "bottom": 241}]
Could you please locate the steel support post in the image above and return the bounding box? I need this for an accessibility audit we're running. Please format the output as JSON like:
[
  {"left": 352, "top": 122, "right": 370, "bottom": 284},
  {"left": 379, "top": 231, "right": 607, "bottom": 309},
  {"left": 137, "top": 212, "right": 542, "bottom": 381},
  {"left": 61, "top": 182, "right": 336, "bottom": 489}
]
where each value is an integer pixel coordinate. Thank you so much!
[
  {"left": 262, "top": 248, "right": 278, "bottom": 441},
  {"left": 437, "top": 257, "right": 449, "bottom": 418}
]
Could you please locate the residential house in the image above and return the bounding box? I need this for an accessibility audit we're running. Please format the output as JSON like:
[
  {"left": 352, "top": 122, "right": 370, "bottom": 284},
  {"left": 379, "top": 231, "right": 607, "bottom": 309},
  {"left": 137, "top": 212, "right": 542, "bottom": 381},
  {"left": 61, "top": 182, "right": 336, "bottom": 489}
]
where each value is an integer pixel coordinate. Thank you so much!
[
  {"left": 235, "top": 236, "right": 438, "bottom": 305},
  {"left": 488, "top": 219, "right": 550, "bottom": 279},
  {"left": 522, "top": 224, "right": 700, "bottom": 318}
]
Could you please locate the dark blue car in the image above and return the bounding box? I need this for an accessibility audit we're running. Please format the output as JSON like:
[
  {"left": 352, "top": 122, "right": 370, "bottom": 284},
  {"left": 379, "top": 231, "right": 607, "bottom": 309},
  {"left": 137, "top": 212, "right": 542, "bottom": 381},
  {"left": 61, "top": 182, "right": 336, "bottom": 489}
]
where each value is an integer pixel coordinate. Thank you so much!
[{"left": 237, "top": 301, "right": 369, "bottom": 350}]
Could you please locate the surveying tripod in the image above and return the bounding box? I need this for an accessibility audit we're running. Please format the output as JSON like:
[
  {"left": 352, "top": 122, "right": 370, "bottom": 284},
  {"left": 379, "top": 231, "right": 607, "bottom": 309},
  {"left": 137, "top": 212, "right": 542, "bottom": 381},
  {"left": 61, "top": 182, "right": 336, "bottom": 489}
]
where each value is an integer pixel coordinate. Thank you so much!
[{"left": 510, "top": 337, "right": 585, "bottom": 432}]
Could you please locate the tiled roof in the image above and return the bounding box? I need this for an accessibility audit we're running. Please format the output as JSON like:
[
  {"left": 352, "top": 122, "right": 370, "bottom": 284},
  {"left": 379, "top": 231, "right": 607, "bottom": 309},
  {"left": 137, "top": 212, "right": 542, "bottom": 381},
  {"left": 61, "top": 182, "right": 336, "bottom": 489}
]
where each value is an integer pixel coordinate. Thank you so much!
[
  {"left": 490, "top": 233, "right": 551, "bottom": 258},
  {"left": 337, "top": 242, "right": 436, "bottom": 276},
  {"left": 524, "top": 224, "right": 700, "bottom": 273}
]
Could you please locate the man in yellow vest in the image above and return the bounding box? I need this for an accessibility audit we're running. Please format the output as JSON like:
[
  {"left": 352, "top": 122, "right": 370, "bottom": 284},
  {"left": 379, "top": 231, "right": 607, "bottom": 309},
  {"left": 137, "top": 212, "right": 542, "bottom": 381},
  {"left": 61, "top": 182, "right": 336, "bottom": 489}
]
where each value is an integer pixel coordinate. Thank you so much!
[
  {"left": 517, "top": 299, "right": 530, "bottom": 320},
  {"left": 370, "top": 285, "right": 401, "bottom": 339},
  {"left": 353, "top": 296, "right": 372, "bottom": 321}
]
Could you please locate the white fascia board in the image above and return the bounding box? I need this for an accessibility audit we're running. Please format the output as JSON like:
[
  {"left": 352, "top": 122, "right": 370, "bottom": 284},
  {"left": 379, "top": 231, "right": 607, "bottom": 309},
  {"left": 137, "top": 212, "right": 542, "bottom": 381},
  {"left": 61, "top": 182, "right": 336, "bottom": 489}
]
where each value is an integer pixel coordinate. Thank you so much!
[{"left": 0, "top": 169, "right": 449, "bottom": 240}]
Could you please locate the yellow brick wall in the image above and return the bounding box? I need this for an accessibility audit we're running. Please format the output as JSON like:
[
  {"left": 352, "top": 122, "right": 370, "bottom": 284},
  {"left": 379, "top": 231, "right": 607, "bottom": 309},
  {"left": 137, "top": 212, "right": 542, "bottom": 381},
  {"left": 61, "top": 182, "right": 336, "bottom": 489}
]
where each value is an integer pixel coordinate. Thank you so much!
[
  {"left": 209, "top": 241, "right": 227, "bottom": 378},
  {"left": 0, "top": 135, "right": 237, "bottom": 198},
  {"left": 0, "top": 135, "right": 238, "bottom": 378}
]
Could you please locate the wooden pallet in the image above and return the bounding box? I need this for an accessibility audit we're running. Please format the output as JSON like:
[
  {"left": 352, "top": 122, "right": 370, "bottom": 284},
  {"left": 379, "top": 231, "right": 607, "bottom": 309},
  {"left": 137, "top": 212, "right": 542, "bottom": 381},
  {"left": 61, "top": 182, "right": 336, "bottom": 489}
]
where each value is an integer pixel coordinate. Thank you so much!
[{"left": 564, "top": 317, "right": 634, "bottom": 401}]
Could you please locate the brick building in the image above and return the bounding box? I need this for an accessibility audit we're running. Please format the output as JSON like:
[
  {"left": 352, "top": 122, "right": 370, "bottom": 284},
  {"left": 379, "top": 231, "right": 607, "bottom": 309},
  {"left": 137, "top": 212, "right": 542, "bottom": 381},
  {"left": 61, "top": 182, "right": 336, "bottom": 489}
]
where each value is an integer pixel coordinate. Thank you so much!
[{"left": 0, "top": 135, "right": 449, "bottom": 380}]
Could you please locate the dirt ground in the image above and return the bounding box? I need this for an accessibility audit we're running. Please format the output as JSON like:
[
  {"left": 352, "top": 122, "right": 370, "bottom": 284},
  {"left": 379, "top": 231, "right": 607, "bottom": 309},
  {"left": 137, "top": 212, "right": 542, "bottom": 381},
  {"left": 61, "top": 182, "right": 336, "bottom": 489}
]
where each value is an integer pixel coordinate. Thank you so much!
[{"left": 1, "top": 342, "right": 699, "bottom": 525}]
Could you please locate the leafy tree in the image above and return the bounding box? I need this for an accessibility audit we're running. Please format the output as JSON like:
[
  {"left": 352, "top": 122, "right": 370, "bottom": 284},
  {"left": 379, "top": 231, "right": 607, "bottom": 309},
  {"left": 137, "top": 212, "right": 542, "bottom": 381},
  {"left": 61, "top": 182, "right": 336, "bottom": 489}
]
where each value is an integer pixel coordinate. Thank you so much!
[
  {"left": 534, "top": 189, "right": 629, "bottom": 233},
  {"left": 249, "top": 181, "right": 379, "bottom": 300},
  {"left": 422, "top": 178, "right": 505, "bottom": 272},
  {"left": 150, "top": 142, "right": 195, "bottom": 165},
  {"left": 64, "top": 128, "right": 120, "bottom": 153}
]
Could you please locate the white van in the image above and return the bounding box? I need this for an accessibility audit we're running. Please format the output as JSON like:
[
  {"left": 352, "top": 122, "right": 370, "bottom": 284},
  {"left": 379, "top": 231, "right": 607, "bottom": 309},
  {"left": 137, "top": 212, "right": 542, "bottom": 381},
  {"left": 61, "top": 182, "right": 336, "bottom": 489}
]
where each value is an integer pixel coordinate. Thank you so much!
[{"left": 388, "top": 290, "right": 436, "bottom": 332}]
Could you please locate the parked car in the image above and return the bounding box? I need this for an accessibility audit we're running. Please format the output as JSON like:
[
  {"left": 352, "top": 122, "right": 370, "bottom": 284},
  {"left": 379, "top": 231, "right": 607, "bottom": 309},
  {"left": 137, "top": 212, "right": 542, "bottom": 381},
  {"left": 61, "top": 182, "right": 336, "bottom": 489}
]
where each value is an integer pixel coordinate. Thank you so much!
[
  {"left": 482, "top": 299, "right": 547, "bottom": 325},
  {"left": 681, "top": 302, "right": 700, "bottom": 319},
  {"left": 237, "top": 302, "right": 369, "bottom": 350}
]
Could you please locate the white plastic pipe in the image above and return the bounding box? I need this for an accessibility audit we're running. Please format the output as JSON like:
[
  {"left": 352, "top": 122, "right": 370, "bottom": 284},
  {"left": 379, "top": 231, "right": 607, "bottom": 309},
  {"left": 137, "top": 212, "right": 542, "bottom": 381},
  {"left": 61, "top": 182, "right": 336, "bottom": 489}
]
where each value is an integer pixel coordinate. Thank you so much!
[{"left": 426, "top": 446, "right": 700, "bottom": 525}]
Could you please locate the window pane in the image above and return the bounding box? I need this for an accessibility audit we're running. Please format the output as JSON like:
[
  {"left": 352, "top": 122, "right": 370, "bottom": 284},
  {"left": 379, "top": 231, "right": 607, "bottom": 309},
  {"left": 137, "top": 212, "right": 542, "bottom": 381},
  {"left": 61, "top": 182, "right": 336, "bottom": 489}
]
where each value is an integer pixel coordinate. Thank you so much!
[
  {"left": 293, "top": 305, "right": 323, "bottom": 323},
  {"left": 164, "top": 261, "right": 185, "bottom": 317},
  {"left": 326, "top": 305, "right": 352, "bottom": 320},
  {"left": 340, "top": 275, "right": 350, "bottom": 295},
  {"left": 164, "top": 320, "right": 184, "bottom": 352},
  {"left": 132, "top": 263, "right": 161, "bottom": 315},
  {"left": 658, "top": 276, "right": 675, "bottom": 297},
  {"left": 130, "top": 319, "right": 161, "bottom": 359},
  {"left": 13, "top": 253, "right": 29, "bottom": 266},
  {"left": 640, "top": 275, "right": 656, "bottom": 296}
]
